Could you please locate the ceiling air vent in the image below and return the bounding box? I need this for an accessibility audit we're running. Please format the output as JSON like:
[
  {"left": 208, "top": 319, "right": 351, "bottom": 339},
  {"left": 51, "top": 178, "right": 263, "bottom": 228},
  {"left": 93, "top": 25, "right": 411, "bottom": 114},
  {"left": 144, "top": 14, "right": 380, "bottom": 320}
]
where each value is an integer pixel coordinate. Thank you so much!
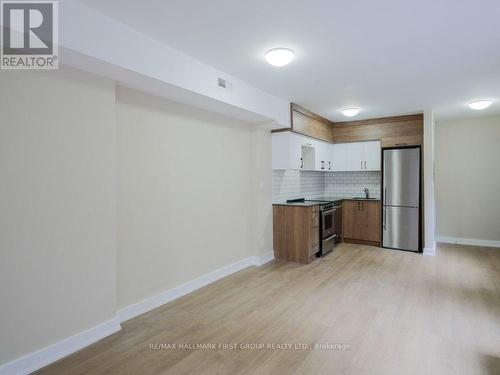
[{"left": 217, "top": 77, "right": 226, "bottom": 89}]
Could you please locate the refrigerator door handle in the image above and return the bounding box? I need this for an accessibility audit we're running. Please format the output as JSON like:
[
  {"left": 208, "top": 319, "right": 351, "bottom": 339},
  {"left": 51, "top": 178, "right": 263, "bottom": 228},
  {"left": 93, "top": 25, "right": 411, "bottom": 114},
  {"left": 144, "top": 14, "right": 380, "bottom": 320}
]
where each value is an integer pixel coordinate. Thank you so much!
[
  {"left": 383, "top": 206, "right": 386, "bottom": 230},
  {"left": 384, "top": 187, "right": 387, "bottom": 205}
]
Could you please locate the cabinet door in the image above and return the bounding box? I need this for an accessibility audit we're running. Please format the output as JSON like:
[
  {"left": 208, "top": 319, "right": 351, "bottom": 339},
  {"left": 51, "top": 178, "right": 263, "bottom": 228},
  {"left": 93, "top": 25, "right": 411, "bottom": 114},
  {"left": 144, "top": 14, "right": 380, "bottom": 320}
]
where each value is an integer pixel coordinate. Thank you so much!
[
  {"left": 359, "top": 201, "right": 381, "bottom": 242},
  {"left": 315, "top": 140, "right": 331, "bottom": 171},
  {"left": 363, "top": 141, "right": 381, "bottom": 170},
  {"left": 350, "top": 142, "right": 365, "bottom": 171},
  {"left": 272, "top": 132, "right": 322, "bottom": 170},
  {"left": 289, "top": 133, "right": 304, "bottom": 169},
  {"left": 342, "top": 201, "right": 359, "bottom": 239},
  {"left": 332, "top": 142, "right": 364, "bottom": 171},
  {"left": 332, "top": 143, "right": 352, "bottom": 171},
  {"left": 272, "top": 133, "right": 290, "bottom": 170},
  {"left": 331, "top": 143, "right": 345, "bottom": 171},
  {"left": 325, "top": 143, "right": 334, "bottom": 171}
]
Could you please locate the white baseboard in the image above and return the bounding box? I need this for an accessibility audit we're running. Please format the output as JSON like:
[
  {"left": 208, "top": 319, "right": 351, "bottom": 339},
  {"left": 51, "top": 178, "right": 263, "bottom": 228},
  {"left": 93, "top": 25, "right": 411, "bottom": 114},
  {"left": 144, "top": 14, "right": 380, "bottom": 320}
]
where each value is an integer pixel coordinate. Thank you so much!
[
  {"left": 252, "top": 251, "right": 275, "bottom": 266},
  {"left": 423, "top": 247, "right": 436, "bottom": 256},
  {"left": 1, "top": 254, "right": 273, "bottom": 374},
  {"left": 437, "top": 236, "right": 500, "bottom": 248},
  {"left": 118, "top": 255, "right": 266, "bottom": 323},
  {"left": 0, "top": 317, "right": 121, "bottom": 375}
]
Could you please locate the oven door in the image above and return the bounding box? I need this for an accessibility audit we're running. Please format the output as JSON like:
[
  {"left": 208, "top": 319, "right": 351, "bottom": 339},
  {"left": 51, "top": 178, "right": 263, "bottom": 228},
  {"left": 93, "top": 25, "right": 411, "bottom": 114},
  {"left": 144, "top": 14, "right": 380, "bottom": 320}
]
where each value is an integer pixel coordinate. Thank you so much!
[
  {"left": 321, "top": 209, "right": 334, "bottom": 238},
  {"left": 321, "top": 206, "right": 340, "bottom": 238}
]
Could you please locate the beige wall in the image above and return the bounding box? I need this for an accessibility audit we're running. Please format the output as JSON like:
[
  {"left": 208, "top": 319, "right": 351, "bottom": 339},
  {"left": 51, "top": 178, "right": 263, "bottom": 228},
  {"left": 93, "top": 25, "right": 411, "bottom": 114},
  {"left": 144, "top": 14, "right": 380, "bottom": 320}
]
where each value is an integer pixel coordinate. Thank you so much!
[
  {"left": 435, "top": 115, "right": 500, "bottom": 241},
  {"left": 0, "top": 69, "right": 273, "bottom": 367},
  {"left": 116, "top": 87, "right": 271, "bottom": 309},
  {"left": 0, "top": 68, "right": 117, "bottom": 364},
  {"left": 250, "top": 128, "right": 273, "bottom": 257}
]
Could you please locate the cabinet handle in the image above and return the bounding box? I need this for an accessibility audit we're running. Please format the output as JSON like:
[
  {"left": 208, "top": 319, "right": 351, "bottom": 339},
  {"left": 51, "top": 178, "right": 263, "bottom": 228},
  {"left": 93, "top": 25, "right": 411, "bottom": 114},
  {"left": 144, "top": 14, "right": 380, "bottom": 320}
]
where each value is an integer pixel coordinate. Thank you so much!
[
  {"left": 360, "top": 161, "right": 363, "bottom": 170},
  {"left": 300, "top": 157, "right": 303, "bottom": 169},
  {"left": 328, "top": 161, "right": 331, "bottom": 170},
  {"left": 321, "top": 161, "right": 325, "bottom": 170},
  {"left": 364, "top": 161, "right": 367, "bottom": 169}
]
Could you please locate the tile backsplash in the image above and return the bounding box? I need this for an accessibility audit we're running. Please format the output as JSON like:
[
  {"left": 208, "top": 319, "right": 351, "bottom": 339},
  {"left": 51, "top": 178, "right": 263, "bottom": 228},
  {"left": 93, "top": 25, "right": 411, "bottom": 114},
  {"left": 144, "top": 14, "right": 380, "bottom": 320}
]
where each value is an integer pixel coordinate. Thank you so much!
[
  {"left": 272, "top": 170, "right": 325, "bottom": 202},
  {"left": 324, "top": 171, "right": 381, "bottom": 198},
  {"left": 272, "top": 170, "right": 381, "bottom": 202}
]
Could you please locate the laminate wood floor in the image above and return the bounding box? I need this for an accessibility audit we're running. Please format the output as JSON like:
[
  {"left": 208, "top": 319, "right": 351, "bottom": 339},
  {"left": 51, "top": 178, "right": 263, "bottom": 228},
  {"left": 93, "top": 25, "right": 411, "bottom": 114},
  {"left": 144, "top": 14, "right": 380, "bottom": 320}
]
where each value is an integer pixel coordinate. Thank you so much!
[{"left": 36, "top": 243, "right": 500, "bottom": 375}]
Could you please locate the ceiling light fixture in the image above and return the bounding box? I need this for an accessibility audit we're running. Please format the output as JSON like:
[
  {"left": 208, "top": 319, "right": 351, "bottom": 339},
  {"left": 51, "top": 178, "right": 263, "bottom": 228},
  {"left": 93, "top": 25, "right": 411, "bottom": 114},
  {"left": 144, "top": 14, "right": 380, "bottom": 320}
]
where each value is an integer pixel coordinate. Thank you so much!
[
  {"left": 342, "top": 108, "right": 360, "bottom": 117},
  {"left": 265, "top": 48, "right": 295, "bottom": 67},
  {"left": 468, "top": 100, "right": 492, "bottom": 110}
]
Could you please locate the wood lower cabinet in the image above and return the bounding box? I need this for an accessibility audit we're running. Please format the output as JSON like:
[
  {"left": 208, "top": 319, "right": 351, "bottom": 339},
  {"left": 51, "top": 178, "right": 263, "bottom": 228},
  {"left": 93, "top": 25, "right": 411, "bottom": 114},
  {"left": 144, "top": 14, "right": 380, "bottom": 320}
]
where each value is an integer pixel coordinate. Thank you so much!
[
  {"left": 273, "top": 205, "right": 320, "bottom": 264},
  {"left": 342, "top": 201, "right": 360, "bottom": 241},
  {"left": 342, "top": 200, "right": 381, "bottom": 246}
]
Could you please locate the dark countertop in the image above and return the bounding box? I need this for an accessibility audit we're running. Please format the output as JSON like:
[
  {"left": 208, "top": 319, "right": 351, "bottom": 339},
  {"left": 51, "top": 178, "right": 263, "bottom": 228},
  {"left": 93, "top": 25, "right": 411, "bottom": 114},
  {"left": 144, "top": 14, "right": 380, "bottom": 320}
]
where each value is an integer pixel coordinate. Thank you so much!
[
  {"left": 272, "top": 196, "right": 381, "bottom": 206},
  {"left": 272, "top": 201, "right": 322, "bottom": 207},
  {"left": 312, "top": 196, "right": 381, "bottom": 202}
]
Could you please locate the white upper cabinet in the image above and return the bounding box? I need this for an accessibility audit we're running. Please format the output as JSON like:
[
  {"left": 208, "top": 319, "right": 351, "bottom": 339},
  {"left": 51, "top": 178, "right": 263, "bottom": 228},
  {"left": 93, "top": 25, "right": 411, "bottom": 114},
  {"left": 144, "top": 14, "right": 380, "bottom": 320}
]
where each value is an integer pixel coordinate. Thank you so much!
[
  {"left": 332, "top": 142, "right": 364, "bottom": 171},
  {"left": 315, "top": 139, "right": 333, "bottom": 171},
  {"left": 363, "top": 141, "right": 381, "bottom": 170},
  {"left": 272, "top": 132, "right": 300, "bottom": 170},
  {"left": 272, "top": 132, "right": 318, "bottom": 170},
  {"left": 332, "top": 141, "right": 381, "bottom": 171},
  {"left": 272, "top": 132, "right": 380, "bottom": 172}
]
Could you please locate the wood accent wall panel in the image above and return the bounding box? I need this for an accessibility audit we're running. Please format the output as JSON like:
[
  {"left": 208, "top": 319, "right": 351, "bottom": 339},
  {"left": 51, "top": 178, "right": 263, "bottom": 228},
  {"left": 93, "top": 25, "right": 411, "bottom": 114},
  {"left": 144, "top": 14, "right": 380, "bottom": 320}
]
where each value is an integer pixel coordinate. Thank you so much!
[{"left": 332, "top": 114, "right": 423, "bottom": 147}]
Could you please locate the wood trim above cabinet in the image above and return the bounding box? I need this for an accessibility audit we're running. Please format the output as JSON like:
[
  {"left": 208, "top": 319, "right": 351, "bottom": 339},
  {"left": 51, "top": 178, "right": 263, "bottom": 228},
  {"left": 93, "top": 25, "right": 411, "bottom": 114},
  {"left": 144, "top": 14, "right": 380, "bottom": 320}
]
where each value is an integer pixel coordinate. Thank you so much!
[
  {"left": 291, "top": 103, "right": 335, "bottom": 128},
  {"left": 272, "top": 103, "right": 334, "bottom": 143},
  {"left": 334, "top": 114, "right": 423, "bottom": 127},
  {"left": 272, "top": 108, "right": 422, "bottom": 147},
  {"left": 333, "top": 113, "right": 423, "bottom": 147}
]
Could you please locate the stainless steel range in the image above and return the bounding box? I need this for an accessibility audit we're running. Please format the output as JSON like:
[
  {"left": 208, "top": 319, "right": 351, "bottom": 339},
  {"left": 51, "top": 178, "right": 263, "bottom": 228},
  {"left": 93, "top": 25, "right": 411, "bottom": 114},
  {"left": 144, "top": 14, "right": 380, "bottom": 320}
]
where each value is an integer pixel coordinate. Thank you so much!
[{"left": 307, "top": 199, "right": 342, "bottom": 256}]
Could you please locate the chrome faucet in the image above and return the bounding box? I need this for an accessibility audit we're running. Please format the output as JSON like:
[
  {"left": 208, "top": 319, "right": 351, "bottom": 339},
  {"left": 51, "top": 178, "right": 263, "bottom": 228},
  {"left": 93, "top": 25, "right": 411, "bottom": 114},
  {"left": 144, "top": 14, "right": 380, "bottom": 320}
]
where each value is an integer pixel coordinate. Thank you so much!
[{"left": 363, "top": 188, "right": 370, "bottom": 199}]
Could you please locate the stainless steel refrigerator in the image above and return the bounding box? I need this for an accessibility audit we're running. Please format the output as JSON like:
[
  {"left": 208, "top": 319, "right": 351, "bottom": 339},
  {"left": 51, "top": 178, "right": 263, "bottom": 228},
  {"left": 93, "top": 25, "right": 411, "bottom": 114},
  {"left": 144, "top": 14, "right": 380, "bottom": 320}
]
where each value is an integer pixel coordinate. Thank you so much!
[{"left": 382, "top": 147, "right": 420, "bottom": 252}]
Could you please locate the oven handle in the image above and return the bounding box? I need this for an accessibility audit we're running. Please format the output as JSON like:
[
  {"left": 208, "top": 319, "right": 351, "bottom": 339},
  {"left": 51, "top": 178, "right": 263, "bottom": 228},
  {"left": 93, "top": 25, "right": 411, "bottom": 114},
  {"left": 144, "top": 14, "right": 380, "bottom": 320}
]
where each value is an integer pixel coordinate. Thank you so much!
[
  {"left": 323, "top": 234, "right": 337, "bottom": 242},
  {"left": 321, "top": 206, "right": 342, "bottom": 215}
]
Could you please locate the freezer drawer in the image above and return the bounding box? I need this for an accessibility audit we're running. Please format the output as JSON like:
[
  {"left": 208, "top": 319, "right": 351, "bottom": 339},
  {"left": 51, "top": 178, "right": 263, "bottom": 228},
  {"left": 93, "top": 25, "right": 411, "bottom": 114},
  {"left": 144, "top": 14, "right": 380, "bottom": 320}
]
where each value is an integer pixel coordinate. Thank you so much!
[{"left": 383, "top": 206, "right": 419, "bottom": 251}]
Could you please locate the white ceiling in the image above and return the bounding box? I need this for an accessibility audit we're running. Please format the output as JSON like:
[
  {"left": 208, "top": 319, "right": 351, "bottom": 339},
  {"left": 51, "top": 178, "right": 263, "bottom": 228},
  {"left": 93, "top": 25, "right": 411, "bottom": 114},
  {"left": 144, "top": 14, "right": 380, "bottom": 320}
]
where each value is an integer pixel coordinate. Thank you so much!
[{"left": 79, "top": 0, "right": 500, "bottom": 121}]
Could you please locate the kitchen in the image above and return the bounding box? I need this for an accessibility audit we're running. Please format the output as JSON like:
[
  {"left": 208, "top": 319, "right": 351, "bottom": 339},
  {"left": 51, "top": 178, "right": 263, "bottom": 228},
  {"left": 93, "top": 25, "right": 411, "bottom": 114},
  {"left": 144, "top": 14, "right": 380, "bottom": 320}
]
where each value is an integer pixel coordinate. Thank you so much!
[{"left": 272, "top": 104, "right": 422, "bottom": 263}]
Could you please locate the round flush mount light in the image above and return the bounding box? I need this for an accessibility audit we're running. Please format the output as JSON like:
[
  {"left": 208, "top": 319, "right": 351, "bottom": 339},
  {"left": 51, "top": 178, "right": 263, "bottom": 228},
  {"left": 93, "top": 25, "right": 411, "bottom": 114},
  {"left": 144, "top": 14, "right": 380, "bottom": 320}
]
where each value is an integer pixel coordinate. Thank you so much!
[
  {"left": 265, "top": 48, "right": 295, "bottom": 67},
  {"left": 468, "top": 100, "right": 492, "bottom": 110},
  {"left": 342, "top": 108, "right": 360, "bottom": 117}
]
